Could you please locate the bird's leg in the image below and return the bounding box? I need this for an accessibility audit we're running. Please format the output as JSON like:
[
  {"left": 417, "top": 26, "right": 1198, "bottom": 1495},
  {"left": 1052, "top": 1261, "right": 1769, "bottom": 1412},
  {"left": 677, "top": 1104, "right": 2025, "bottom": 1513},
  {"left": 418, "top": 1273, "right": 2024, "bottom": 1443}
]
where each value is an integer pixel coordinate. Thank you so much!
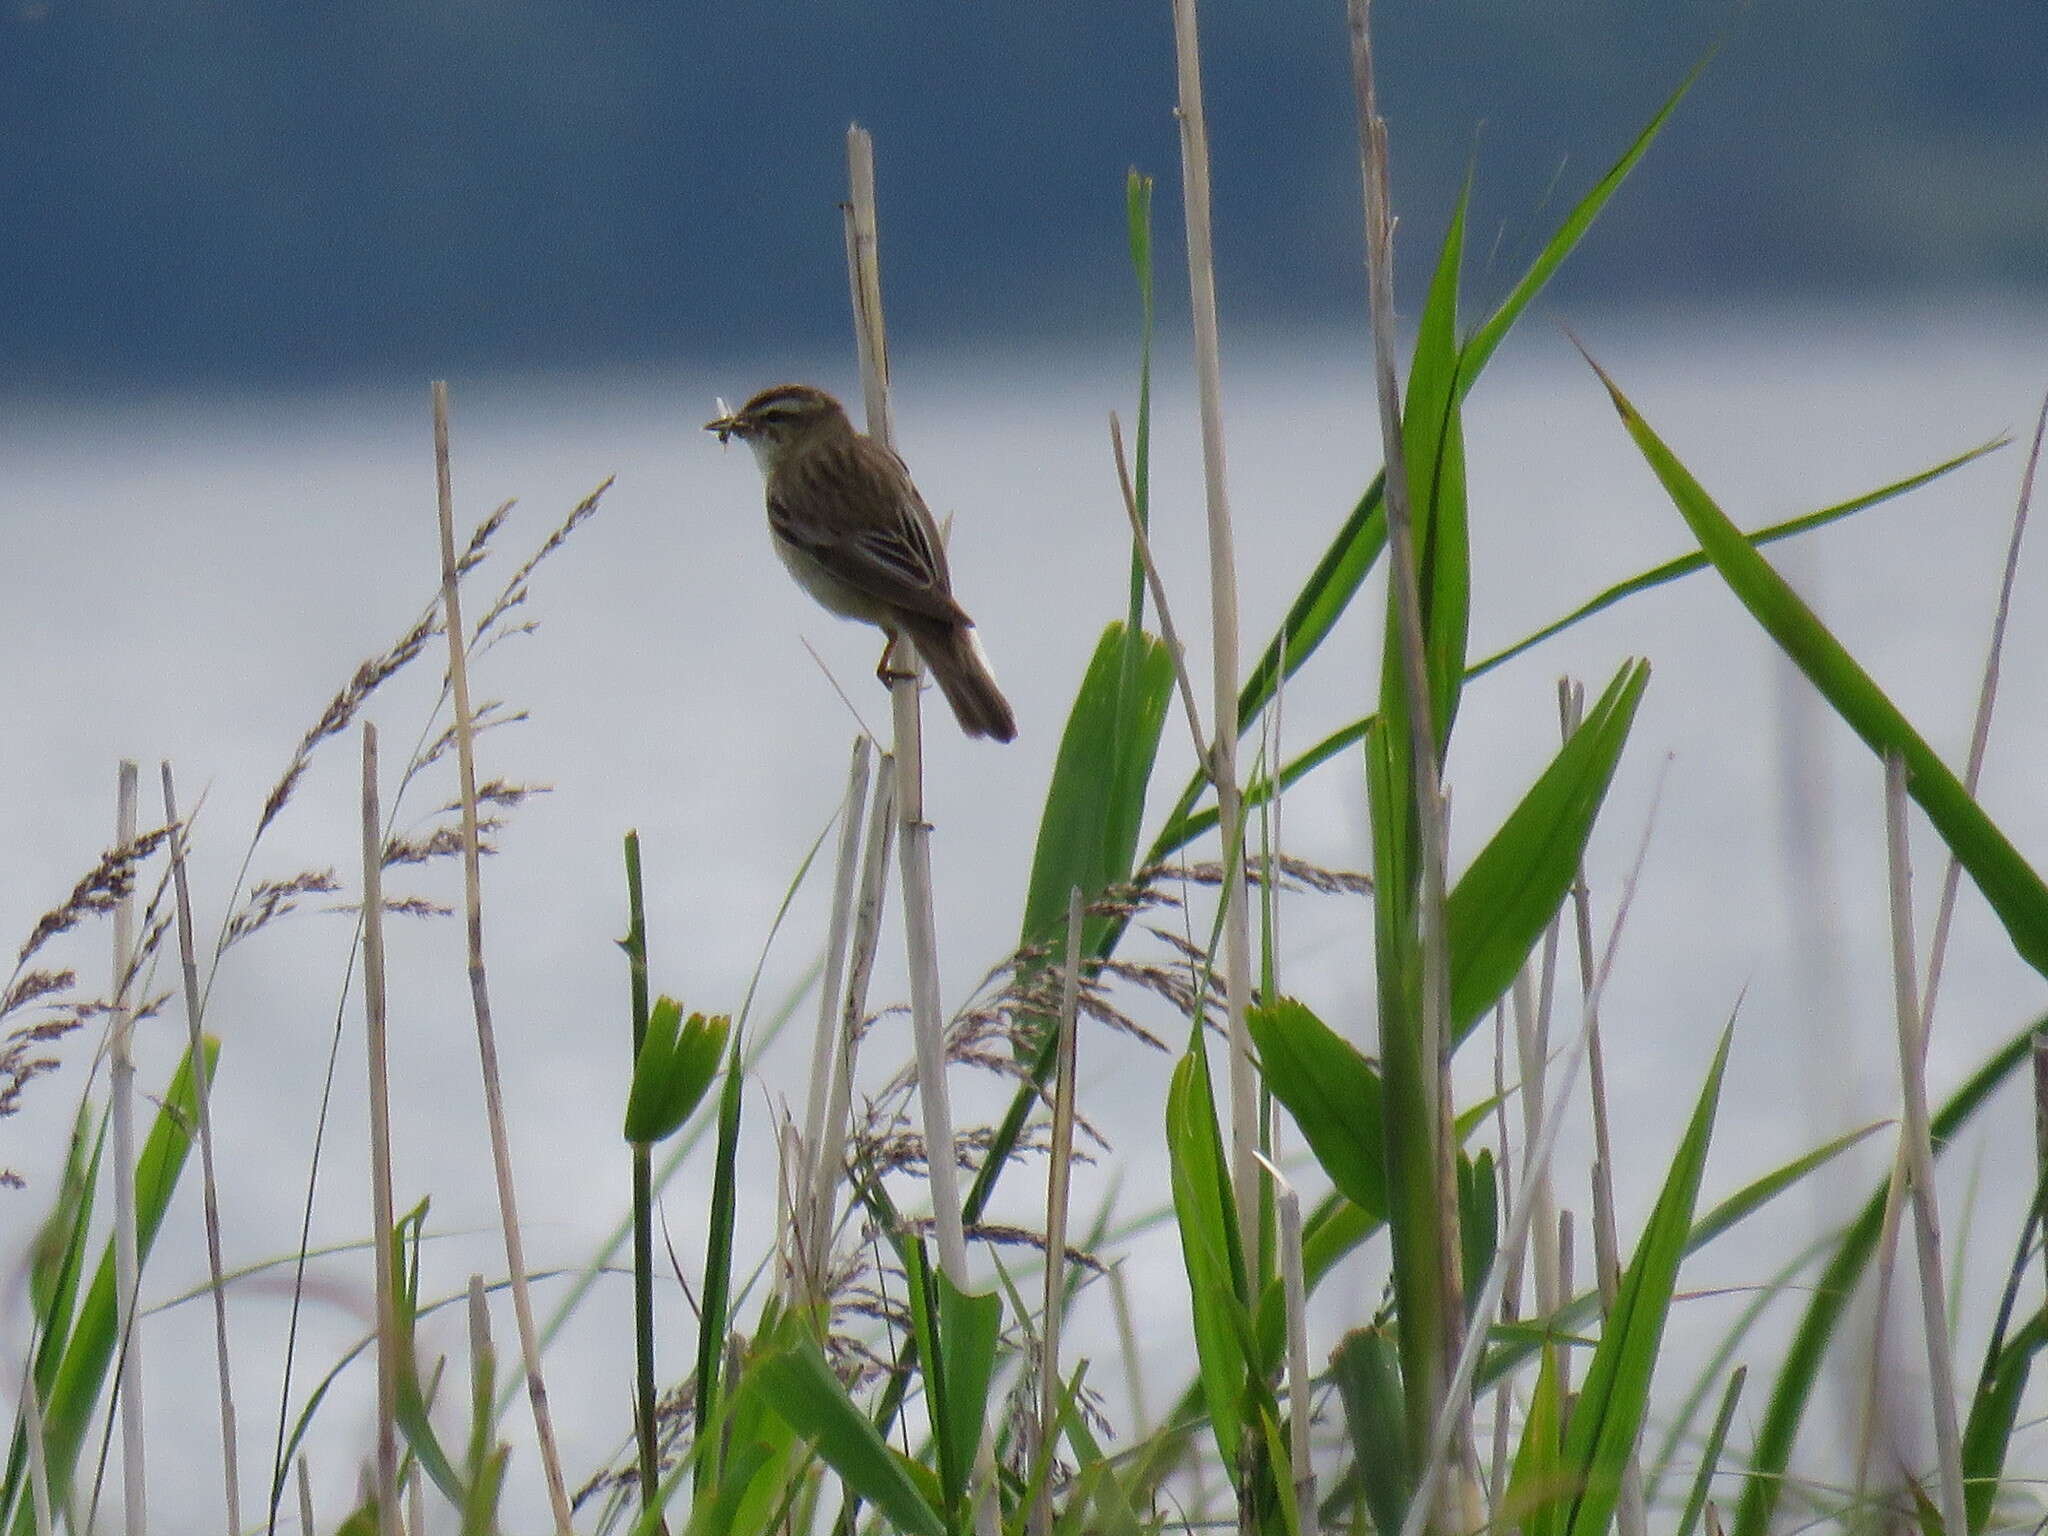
[{"left": 876, "top": 627, "right": 917, "bottom": 685}]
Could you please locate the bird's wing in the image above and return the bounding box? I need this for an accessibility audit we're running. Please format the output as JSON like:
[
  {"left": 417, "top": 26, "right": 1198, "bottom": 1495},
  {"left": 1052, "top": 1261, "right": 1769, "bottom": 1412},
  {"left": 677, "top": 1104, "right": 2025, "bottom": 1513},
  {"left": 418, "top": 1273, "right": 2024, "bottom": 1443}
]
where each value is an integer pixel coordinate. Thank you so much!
[{"left": 768, "top": 437, "right": 971, "bottom": 626}]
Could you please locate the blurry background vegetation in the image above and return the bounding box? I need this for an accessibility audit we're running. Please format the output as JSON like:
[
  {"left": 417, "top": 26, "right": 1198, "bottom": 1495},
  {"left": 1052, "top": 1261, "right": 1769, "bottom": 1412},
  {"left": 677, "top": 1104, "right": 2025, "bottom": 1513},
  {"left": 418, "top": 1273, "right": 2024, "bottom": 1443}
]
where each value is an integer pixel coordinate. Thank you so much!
[{"left": 5, "top": 0, "right": 2044, "bottom": 388}]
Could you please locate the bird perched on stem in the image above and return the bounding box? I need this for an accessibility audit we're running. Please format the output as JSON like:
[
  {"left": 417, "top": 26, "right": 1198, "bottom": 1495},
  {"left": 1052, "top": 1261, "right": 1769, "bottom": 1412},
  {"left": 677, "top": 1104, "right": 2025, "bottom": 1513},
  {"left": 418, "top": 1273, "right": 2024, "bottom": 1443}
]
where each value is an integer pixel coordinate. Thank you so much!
[{"left": 706, "top": 383, "right": 1017, "bottom": 742}]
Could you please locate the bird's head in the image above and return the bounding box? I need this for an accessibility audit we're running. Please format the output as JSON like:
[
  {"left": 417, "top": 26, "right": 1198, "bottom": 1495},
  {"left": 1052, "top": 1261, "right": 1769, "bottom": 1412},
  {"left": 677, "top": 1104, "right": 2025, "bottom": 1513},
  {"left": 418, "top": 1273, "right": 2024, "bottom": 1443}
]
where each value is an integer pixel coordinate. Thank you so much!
[{"left": 704, "top": 384, "right": 853, "bottom": 473}]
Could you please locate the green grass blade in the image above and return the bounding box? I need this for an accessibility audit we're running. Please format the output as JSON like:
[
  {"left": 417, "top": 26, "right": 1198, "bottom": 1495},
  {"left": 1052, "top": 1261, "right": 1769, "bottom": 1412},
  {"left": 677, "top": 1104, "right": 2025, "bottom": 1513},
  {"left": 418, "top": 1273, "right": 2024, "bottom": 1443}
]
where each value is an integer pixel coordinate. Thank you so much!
[
  {"left": 1022, "top": 622, "right": 1173, "bottom": 959},
  {"left": 1329, "top": 1328, "right": 1409, "bottom": 1536},
  {"left": 1446, "top": 658, "right": 1649, "bottom": 1038},
  {"left": 1504, "top": 1341, "right": 1567, "bottom": 1536},
  {"left": 1399, "top": 178, "right": 1472, "bottom": 744},
  {"left": 1733, "top": 1012, "right": 2047, "bottom": 1536},
  {"left": 1247, "top": 998, "right": 1386, "bottom": 1219},
  {"left": 1155, "top": 438, "right": 1997, "bottom": 865},
  {"left": 751, "top": 1336, "right": 948, "bottom": 1536},
  {"left": 1588, "top": 355, "right": 2048, "bottom": 980},
  {"left": 1960, "top": 1309, "right": 2045, "bottom": 1532},
  {"left": 693, "top": 1017, "right": 748, "bottom": 1494},
  {"left": 1561, "top": 1026, "right": 1732, "bottom": 1536},
  {"left": 15, "top": 1042, "right": 217, "bottom": 1535},
  {"left": 1166, "top": 1039, "right": 1250, "bottom": 1473},
  {"left": 1462, "top": 60, "right": 1706, "bottom": 388},
  {"left": 1468, "top": 437, "right": 2006, "bottom": 680},
  {"left": 1674, "top": 1366, "right": 1746, "bottom": 1536}
]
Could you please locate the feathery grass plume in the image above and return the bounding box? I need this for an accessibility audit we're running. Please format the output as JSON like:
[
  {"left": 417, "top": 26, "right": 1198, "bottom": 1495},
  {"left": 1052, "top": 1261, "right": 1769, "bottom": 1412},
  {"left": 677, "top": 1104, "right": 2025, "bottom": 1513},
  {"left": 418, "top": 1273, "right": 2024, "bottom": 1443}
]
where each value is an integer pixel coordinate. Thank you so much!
[
  {"left": 14, "top": 828, "right": 172, "bottom": 970},
  {"left": 221, "top": 870, "right": 342, "bottom": 951},
  {"left": 2, "top": 828, "right": 172, "bottom": 1183},
  {"left": 256, "top": 605, "right": 441, "bottom": 838},
  {"left": 1145, "top": 854, "right": 1373, "bottom": 897},
  {"left": 380, "top": 821, "right": 503, "bottom": 867}
]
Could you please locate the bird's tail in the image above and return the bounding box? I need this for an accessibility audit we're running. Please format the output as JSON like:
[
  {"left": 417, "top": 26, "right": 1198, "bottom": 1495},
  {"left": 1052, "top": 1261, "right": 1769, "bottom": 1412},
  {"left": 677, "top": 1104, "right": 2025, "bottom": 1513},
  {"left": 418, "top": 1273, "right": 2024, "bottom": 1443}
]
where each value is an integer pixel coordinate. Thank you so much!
[{"left": 913, "top": 621, "right": 1018, "bottom": 742}]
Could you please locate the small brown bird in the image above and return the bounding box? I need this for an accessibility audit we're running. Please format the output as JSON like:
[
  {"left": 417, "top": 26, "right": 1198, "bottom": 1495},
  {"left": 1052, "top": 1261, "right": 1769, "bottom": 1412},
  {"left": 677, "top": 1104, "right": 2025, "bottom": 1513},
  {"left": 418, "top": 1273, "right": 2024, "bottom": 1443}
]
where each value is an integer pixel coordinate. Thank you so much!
[{"left": 705, "top": 383, "right": 1018, "bottom": 743}]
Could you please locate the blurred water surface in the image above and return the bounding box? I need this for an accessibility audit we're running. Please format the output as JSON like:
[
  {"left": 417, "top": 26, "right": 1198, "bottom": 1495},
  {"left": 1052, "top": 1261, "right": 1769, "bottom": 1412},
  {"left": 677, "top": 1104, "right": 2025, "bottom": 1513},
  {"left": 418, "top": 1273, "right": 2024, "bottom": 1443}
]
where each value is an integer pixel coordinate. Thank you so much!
[{"left": 3, "top": 301, "right": 2045, "bottom": 1525}]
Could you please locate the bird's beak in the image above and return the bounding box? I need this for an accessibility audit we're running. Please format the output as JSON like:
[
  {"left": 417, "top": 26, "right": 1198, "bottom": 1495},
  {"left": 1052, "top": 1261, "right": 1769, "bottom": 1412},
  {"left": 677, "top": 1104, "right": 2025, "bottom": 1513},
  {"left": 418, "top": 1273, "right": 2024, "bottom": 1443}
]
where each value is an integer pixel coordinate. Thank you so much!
[{"left": 704, "top": 414, "right": 738, "bottom": 443}]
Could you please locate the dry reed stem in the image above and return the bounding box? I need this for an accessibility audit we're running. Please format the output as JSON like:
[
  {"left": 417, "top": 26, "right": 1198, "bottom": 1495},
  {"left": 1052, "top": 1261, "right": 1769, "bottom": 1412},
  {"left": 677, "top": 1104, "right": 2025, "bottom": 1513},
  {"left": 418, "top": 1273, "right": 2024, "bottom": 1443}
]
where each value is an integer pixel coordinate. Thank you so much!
[
  {"left": 1559, "top": 682, "right": 1643, "bottom": 1536},
  {"left": 1166, "top": 0, "right": 1261, "bottom": 1303},
  {"left": 1109, "top": 413, "right": 1208, "bottom": 756},
  {"left": 1858, "top": 400, "right": 2040, "bottom": 1499},
  {"left": 359, "top": 726, "right": 401, "bottom": 1536},
  {"left": 796, "top": 739, "right": 873, "bottom": 1303},
  {"left": 1880, "top": 753, "right": 1967, "bottom": 1536},
  {"left": 430, "top": 382, "right": 574, "bottom": 1533},
  {"left": 1258, "top": 1155, "right": 1318, "bottom": 1536},
  {"left": 842, "top": 119, "right": 998, "bottom": 1536},
  {"left": 1920, "top": 392, "right": 2041, "bottom": 1027},
  {"left": 812, "top": 755, "right": 898, "bottom": 1279},
  {"left": 159, "top": 763, "right": 241, "bottom": 1536},
  {"left": 295, "top": 1456, "right": 315, "bottom": 1536},
  {"left": 1398, "top": 765, "right": 1667, "bottom": 1536},
  {"left": 108, "top": 760, "right": 147, "bottom": 1536},
  {"left": 1033, "top": 886, "right": 1085, "bottom": 1536}
]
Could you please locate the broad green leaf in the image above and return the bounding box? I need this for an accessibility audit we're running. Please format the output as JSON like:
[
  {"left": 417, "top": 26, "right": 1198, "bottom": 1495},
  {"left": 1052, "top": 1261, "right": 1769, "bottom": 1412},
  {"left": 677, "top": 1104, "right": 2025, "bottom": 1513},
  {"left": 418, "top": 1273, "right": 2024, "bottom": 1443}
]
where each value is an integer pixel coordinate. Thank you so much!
[
  {"left": 1446, "top": 658, "right": 1650, "bottom": 1036},
  {"left": 1247, "top": 998, "right": 1385, "bottom": 1218},
  {"left": 1329, "top": 1328, "right": 1408, "bottom": 1536},
  {"left": 1562, "top": 1027, "right": 1732, "bottom": 1536},
  {"left": 1166, "top": 1042, "right": 1249, "bottom": 1471},
  {"left": 934, "top": 1273, "right": 1000, "bottom": 1517},
  {"left": 1022, "top": 622, "right": 1173, "bottom": 959},
  {"left": 1367, "top": 718, "right": 1447, "bottom": 1463},
  {"left": 1400, "top": 176, "right": 1472, "bottom": 746},
  {"left": 623, "top": 1000, "right": 730, "bottom": 1144},
  {"left": 1504, "top": 1342, "right": 1568, "bottom": 1536},
  {"left": 751, "top": 1337, "right": 947, "bottom": 1536},
  {"left": 1588, "top": 356, "right": 2048, "bottom": 980},
  {"left": 18, "top": 1042, "right": 218, "bottom": 1533},
  {"left": 1459, "top": 1148, "right": 1498, "bottom": 1327}
]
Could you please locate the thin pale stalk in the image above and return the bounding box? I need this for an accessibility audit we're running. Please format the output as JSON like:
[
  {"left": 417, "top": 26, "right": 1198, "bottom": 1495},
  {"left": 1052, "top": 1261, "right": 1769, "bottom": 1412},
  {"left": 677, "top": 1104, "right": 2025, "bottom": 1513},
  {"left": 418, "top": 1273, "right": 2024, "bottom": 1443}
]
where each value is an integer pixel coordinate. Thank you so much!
[
  {"left": 160, "top": 763, "right": 242, "bottom": 1536},
  {"left": 1558, "top": 683, "right": 1641, "bottom": 1536},
  {"left": 1398, "top": 766, "right": 1665, "bottom": 1536},
  {"left": 360, "top": 726, "right": 401, "bottom": 1536},
  {"left": 109, "top": 759, "right": 147, "bottom": 1536},
  {"left": 1880, "top": 754, "right": 1967, "bottom": 1536},
  {"left": 430, "top": 381, "right": 575, "bottom": 1534},
  {"left": 842, "top": 125, "right": 1000, "bottom": 1536},
  {"left": 1484, "top": 1003, "right": 1516, "bottom": 1524},
  {"left": 812, "top": 756, "right": 898, "bottom": 1273},
  {"left": 295, "top": 1457, "right": 315, "bottom": 1536},
  {"left": 1168, "top": 0, "right": 1260, "bottom": 1321},
  {"left": 797, "top": 739, "right": 872, "bottom": 1301},
  {"left": 1921, "top": 394, "right": 2041, "bottom": 1027},
  {"left": 1111, "top": 412, "right": 1209, "bottom": 757},
  {"left": 1034, "top": 886, "right": 1085, "bottom": 1536},
  {"left": 1509, "top": 968, "right": 1560, "bottom": 1320},
  {"left": 407, "top": 1465, "right": 423, "bottom": 1536},
  {"left": 1260, "top": 1159, "right": 1318, "bottom": 1536}
]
